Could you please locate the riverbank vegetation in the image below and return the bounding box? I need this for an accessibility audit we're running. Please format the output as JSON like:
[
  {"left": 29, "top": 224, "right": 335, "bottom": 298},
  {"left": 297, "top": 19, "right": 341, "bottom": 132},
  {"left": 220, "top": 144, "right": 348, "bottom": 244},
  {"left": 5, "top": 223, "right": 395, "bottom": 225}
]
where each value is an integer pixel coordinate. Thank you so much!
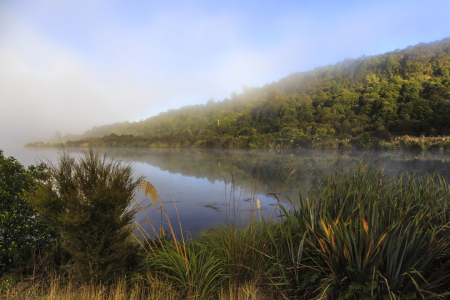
[
  {"left": 26, "top": 134, "right": 450, "bottom": 151},
  {"left": 27, "top": 38, "right": 450, "bottom": 150},
  {"left": 2, "top": 149, "right": 450, "bottom": 299}
]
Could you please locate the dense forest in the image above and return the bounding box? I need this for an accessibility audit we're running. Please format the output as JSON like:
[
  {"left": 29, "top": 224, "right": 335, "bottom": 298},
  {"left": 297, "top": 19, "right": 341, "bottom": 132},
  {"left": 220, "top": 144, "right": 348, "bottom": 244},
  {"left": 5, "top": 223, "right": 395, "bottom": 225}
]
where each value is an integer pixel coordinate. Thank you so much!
[{"left": 28, "top": 38, "right": 450, "bottom": 149}]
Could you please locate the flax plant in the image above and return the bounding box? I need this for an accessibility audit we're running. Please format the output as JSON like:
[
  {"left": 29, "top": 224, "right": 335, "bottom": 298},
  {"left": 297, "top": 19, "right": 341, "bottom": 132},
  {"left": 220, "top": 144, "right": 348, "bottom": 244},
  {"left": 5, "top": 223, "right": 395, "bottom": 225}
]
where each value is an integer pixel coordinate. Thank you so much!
[{"left": 273, "top": 164, "right": 450, "bottom": 298}]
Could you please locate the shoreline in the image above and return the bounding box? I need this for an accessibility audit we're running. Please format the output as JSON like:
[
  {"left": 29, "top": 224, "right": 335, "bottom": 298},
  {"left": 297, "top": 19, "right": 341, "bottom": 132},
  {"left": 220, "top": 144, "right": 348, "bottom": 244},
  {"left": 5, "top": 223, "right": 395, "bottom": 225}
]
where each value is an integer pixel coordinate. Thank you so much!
[{"left": 24, "top": 134, "right": 450, "bottom": 151}]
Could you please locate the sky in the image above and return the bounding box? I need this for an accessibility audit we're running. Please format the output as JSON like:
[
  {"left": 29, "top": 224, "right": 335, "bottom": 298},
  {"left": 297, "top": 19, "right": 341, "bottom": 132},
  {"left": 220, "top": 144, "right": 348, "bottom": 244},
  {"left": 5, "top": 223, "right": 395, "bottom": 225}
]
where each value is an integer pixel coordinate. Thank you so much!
[{"left": 1, "top": 0, "right": 450, "bottom": 144}]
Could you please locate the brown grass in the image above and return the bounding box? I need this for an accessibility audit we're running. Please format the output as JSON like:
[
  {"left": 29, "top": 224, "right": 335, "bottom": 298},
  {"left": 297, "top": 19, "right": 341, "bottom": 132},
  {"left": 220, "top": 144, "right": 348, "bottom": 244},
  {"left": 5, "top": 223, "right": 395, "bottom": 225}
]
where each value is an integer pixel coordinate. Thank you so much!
[{"left": 1, "top": 277, "right": 281, "bottom": 300}]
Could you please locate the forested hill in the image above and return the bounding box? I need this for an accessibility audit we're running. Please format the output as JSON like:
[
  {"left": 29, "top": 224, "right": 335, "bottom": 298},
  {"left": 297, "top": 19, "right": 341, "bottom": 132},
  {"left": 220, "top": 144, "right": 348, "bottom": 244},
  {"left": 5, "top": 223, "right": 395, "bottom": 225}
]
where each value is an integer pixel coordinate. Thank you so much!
[{"left": 33, "top": 38, "right": 450, "bottom": 149}]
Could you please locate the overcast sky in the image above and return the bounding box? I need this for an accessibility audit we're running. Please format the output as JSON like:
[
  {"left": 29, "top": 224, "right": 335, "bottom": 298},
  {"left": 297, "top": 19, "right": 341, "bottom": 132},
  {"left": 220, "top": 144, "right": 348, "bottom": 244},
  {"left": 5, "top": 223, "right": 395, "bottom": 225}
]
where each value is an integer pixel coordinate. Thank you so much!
[{"left": 1, "top": 0, "right": 450, "bottom": 144}]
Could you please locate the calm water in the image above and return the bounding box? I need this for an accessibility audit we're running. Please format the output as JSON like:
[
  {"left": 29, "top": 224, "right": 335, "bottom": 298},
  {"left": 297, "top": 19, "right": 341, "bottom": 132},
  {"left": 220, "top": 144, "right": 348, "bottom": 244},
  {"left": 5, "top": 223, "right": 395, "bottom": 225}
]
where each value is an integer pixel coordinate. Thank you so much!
[{"left": 3, "top": 143, "right": 450, "bottom": 237}]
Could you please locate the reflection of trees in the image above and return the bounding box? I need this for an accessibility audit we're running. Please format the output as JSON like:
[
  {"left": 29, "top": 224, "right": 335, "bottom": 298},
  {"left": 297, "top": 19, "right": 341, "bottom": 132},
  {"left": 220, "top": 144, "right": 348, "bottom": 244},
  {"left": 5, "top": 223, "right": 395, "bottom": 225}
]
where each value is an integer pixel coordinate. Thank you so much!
[{"left": 64, "top": 148, "right": 450, "bottom": 200}]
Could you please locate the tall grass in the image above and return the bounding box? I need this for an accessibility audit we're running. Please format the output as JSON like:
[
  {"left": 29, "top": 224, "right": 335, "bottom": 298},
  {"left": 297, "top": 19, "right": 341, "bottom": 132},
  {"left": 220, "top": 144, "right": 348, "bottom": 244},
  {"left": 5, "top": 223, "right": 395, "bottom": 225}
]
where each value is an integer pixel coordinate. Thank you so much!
[
  {"left": 4, "top": 162, "right": 450, "bottom": 299},
  {"left": 271, "top": 164, "right": 450, "bottom": 298},
  {"left": 143, "top": 239, "right": 227, "bottom": 299},
  {"left": 1, "top": 276, "right": 277, "bottom": 300},
  {"left": 1, "top": 275, "right": 178, "bottom": 300}
]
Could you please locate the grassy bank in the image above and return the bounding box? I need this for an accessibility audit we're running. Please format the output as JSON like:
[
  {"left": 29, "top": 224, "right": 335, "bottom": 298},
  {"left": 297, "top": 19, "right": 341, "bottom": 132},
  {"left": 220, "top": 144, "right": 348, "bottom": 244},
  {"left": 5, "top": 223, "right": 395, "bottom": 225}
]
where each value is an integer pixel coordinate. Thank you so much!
[
  {"left": 24, "top": 133, "right": 450, "bottom": 150},
  {"left": 3, "top": 162, "right": 450, "bottom": 299}
]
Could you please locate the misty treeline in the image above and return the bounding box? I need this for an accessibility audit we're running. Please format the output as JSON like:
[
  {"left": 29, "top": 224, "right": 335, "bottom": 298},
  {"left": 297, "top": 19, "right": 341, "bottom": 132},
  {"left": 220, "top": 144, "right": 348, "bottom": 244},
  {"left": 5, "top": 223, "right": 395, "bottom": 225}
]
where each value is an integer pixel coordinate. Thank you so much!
[
  {"left": 68, "top": 148, "right": 450, "bottom": 202},
  {"left": 39, "top": 38, "right": 450, "bottom": 148}
]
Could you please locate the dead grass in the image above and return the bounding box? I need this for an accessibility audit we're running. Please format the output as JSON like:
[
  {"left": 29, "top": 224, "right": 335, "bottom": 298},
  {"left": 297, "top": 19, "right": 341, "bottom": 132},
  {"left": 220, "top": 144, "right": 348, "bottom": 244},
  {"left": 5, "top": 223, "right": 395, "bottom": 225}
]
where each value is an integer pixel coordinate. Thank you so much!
[
  {"left": 1, "top": 276, "right": 282, "bottom": 300},
  {"left": 1, "top": 276, "right": 175, "bottom": 300}
]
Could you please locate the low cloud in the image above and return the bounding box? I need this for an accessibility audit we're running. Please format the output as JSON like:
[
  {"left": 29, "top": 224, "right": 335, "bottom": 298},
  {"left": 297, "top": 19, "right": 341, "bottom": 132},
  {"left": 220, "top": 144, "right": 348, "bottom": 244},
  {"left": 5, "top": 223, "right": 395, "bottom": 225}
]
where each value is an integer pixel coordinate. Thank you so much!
[
  {"left": 1, "top": 0, "right": 449, "bottom": 144},
  {"left": 0, "top": 16, "right": 149, "bottom": 143}
]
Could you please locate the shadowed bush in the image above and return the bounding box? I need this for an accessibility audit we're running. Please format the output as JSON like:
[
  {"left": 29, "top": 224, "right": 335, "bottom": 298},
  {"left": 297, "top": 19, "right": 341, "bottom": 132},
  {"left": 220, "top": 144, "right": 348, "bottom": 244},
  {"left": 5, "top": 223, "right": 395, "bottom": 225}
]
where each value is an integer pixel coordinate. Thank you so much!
[
  {"left": 27, "top": 149, "right": 143, "bottom": 283},
  {"left": 6, "top": 146, "right": 450, "bottom": 299},
  {"left": 0, "top": 150, "right": 57, "bottom": 274}
]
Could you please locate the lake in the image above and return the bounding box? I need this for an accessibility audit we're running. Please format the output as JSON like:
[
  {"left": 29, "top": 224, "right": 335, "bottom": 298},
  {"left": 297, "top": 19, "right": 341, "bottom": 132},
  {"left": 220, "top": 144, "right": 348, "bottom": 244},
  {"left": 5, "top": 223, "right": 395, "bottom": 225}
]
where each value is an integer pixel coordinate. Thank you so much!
[{"left": 3, "top": 143, "right": 450, "bottom": 238}]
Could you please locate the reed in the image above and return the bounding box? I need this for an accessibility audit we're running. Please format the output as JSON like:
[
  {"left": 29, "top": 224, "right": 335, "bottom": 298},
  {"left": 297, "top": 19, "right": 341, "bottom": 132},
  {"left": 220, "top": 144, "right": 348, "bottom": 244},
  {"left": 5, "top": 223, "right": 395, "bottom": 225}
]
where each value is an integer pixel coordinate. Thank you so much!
[
  {"left": 272, "top": 163, "right": 450, "bottom": 298},
  {"left": 197, "top": 219, "right": 280, "bottom": 286},
  {"left": 1, "top": 276, "right": 281, "bottom": 300},
  {"left": 4, "top": 162, "right": 450, "bottom": 299},
  {"left": 1, "top": 275, "right": 178, "bottom": 300},
  {"left": 136, "top": 176, "right": 277, "bottom": 299}
]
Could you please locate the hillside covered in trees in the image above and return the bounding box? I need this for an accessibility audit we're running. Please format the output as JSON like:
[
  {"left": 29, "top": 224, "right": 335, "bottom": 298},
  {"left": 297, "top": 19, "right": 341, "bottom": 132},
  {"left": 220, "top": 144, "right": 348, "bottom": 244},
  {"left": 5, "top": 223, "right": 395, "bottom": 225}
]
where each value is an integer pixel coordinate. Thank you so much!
[{"left": 28, "top": 38, "right": 450, "bottom": 149}]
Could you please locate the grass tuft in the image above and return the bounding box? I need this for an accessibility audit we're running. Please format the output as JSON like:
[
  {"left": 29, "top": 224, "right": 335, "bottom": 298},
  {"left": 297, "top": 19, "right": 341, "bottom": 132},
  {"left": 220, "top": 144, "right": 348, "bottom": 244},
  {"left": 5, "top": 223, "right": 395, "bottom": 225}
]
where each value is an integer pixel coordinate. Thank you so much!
[{"left": 4, "top": 162, "right": 450, "bottom": 299}]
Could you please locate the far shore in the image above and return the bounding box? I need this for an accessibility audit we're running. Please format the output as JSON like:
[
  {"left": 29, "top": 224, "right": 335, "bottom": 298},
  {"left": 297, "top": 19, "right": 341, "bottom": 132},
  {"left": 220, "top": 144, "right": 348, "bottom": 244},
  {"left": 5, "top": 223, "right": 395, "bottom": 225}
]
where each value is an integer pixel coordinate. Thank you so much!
[{"left": 24, "top": 134, "right": 450, "bottom": 151}]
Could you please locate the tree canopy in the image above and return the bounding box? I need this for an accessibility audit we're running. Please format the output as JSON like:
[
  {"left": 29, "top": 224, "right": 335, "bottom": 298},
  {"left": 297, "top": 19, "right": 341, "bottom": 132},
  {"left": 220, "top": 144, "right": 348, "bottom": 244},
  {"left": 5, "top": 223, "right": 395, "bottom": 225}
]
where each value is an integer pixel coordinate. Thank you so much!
[{"left": 36, "top": 38, "right": 450, "bottom": 148}]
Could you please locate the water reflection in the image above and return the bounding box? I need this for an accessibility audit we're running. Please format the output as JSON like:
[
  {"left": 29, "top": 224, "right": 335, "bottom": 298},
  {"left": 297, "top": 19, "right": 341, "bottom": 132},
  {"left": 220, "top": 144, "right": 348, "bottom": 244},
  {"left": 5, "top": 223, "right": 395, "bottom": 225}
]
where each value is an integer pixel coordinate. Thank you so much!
[
  {"left": 9, "top": 146, "right": 450, "bottom": 237},
  {"left": 89, "top": 147, "right": 450, "bottom": 197}
]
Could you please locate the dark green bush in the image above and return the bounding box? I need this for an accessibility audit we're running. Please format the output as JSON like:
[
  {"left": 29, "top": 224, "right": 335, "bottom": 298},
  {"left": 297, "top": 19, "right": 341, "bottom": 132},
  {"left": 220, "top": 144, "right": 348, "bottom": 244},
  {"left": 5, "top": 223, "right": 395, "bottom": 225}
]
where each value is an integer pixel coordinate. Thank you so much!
[
  {"left": 28, "top": 149, "right": 143, "bottom": 283},
  {"left": 0, "top": 150, "right": 56, "bottom": 273},
  {"left": 357, "top": 132, "right": 371, "bottom": 148}
]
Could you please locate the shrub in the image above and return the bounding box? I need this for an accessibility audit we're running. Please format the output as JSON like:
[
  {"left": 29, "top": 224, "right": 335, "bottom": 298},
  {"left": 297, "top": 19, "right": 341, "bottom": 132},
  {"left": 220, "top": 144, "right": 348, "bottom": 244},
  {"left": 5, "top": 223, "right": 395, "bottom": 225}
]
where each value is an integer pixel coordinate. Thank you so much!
[
  {"left": 28, "top": 149, "right": 143, "bottom": 283},
  {"left": 0, "top": 150, "right": 56, "bottom": 273},
  {"left": 399, "top": 138, "right": 407, "bottom": 148},
  {"left": 357, "top": 132, "right": 371, "bottom": 148},
  {"left": 274, "top": 165, "right": 450, "bottom": 298}
]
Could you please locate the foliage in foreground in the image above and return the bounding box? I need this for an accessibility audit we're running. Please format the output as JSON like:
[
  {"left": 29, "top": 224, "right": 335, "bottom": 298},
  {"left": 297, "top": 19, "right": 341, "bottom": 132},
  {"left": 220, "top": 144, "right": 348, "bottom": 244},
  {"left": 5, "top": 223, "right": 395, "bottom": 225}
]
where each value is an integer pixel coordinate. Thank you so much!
[
  {"left": 3, "top": 148, "right": 450, "bottom": 299},
  {"left": 0, "top": 275, "right": 278, "bottom": 300},
  {"left": 0, "top": 150, "right": 56, "bottom": 274},
  {"left": 27, "top": 149, "right": 143, "bottom": 283},
  {"left": 131, "top": 165, "right": 450, "bottom": 299}
]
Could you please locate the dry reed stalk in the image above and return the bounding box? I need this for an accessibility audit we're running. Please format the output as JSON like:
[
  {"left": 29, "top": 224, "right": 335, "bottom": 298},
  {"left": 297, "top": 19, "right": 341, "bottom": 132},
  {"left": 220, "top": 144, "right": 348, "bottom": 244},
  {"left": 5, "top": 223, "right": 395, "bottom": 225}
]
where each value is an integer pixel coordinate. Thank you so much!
[
  {"left": 229, "top": 171, "right": 236, "bottom": 225},
  {"left": 250, "top": 157, "right": 263, "bottom": 224},
  {"left": 218, "top": 282, "right": 283, "bottom": 300},
  {"left": 133, "top": 180, "right": 168, "bottom": 252},
  {"left": 138, "top": 181, "right": 160, "bottom": 206},
  {"left": 173, "top": 198, "right": 188, "bottom": 269},
  {"left": 1, "top": 276, "right": 179, "bottom": 300}
]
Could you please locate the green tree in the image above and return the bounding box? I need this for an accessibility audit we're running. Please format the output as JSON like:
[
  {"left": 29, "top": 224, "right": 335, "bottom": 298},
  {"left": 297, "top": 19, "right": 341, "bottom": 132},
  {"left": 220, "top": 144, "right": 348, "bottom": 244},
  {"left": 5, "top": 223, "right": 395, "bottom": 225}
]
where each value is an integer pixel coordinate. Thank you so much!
[
  {"left": 401, "top": 80, "right": 422, "bottom": 103},
  {"left": 330, "top": 83, "right": 342, "bottom": 95},
  {"left": 0, "top": 150, "right": 56, "bottom": 273},
  {"left": 339, "top": 119, "right": 352, "bottom": 134},
  {"left": 26, "top": 37, "right": 450, "bottom": 146},
  {"left": 385, "top": 54, "right": 396, "bottom": 77},
  {"left": 28, "top": 149, "right": 143, "bottom": 282}
]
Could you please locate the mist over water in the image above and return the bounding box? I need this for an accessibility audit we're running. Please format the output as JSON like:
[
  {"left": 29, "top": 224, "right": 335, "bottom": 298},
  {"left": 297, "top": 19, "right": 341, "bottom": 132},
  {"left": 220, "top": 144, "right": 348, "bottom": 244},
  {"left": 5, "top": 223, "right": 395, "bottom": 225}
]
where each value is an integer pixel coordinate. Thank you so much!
[{"left": 4, "top": 144, "right": 450, "bottom": 237}]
